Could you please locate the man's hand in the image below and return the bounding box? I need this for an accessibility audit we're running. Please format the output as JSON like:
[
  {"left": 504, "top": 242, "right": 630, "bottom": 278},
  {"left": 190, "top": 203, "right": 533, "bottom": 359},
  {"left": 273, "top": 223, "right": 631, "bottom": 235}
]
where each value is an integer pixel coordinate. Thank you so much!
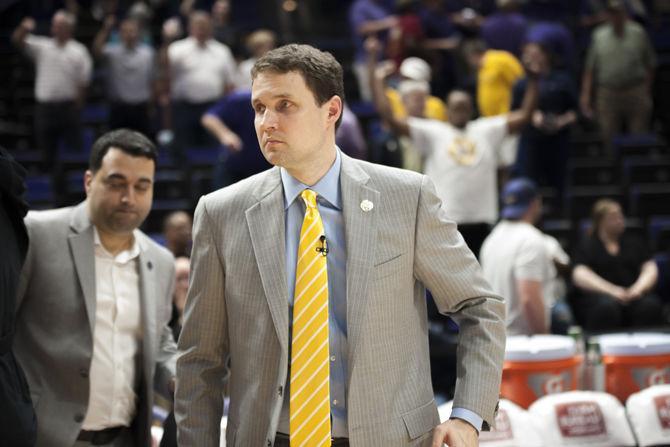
[
  {"left": 21, "top": 17, "right": 36, "bottom": 32},
  {"left": 219, "top": 130, "right": 243, "bottom": 152},
  {"left": 432, "top": 418, "right": 478, "bottom": 447},
  {"left": 609, "top": 285, "right": 629, "bottom": 302}
]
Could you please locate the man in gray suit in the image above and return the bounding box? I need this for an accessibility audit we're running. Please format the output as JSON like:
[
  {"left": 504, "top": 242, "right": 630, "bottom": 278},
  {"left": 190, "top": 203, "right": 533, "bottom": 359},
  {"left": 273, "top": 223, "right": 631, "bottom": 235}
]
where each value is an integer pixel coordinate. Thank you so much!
[
  {"left": 175, "top": 44, "right": 506, "bottom": 447},
  {"left": 15, "top": 129, "right": 178, "bottom": 446}
]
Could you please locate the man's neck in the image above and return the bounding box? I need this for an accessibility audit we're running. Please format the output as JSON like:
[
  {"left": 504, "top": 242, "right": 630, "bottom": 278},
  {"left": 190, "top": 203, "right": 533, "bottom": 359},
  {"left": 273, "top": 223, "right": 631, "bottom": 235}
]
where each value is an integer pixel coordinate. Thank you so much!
[
  {"left": 97, "top": 227, "right": 134, "bottom": 256},
  {"left": 286, "top": 145, "right": 337, "bottom": 186}
]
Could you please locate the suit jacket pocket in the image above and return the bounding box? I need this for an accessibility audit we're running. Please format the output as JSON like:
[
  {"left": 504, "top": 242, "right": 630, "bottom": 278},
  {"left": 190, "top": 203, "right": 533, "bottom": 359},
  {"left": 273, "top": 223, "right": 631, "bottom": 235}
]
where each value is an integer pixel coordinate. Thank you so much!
[
  {"left": 401, "top": 398, "right": 439, "bottom": 441},
  {"left": 372, "top": 253, "right": 404, "bottom": 281}
]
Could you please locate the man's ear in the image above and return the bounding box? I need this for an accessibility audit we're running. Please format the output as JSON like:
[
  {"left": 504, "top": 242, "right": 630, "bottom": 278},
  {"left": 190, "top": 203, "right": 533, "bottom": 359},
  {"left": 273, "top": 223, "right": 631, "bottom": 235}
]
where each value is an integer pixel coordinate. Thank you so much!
[
  {"left": 84, "top": 170, "right": 93, "bottom": 196},
  {"left": 326, "top": 95, "right": 343, "bottom": 126}
]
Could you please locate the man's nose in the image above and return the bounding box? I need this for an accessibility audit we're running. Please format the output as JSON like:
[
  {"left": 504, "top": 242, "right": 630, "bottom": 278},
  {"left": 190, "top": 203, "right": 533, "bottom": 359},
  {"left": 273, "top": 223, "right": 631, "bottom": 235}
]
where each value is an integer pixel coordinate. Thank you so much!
[{"left": 259, "top": 109, "right": 278, "bottom": 130}]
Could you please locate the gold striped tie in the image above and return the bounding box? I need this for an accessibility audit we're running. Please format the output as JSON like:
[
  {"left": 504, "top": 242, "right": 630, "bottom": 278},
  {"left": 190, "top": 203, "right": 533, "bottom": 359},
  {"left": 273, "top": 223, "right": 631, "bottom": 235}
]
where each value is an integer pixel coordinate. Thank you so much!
[{"left": 290, "top": 189, "right": 331, "bottom": 447}]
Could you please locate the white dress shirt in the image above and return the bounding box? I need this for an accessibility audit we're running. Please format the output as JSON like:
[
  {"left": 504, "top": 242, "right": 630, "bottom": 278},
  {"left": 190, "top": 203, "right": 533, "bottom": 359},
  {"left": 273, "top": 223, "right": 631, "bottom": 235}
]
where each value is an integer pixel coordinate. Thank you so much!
[
  {"left": 168, "top": 37, "right": 236, "bottom": 102},
  {"left": 24, "top": 35, "right": 92, "bottom": 102},
  {"left": 103, "top": 42, "right": 155, "bottom": 103},
  {"left": 82, "top": 228, "right": 142, "bottom": 430}
]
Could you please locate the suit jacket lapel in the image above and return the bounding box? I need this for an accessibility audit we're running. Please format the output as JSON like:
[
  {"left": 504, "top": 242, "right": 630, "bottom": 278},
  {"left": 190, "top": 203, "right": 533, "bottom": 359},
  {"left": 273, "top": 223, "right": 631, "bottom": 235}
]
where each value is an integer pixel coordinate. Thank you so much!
[
  {"left": 245, "top": 168, "right": 289, "bottom": 355},
  {"left": 137, "top": 241, "right": 156, "bottom": 386},
  {"left": 68, "top": 202, "right": 97, "bottom": 335},
  {"left": 340, "top": 155, "right": 379, "bottom": 374}
]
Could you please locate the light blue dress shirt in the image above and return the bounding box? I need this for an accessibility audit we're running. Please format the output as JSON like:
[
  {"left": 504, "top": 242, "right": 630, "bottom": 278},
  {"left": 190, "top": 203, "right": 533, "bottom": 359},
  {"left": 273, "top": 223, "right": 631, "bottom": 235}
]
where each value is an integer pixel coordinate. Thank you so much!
[
  {"left": 277, "top": 150, "right": 349, "bottom": 437},
  {"left": 276, "top": 149, "right": 483, "bottom": 436}
]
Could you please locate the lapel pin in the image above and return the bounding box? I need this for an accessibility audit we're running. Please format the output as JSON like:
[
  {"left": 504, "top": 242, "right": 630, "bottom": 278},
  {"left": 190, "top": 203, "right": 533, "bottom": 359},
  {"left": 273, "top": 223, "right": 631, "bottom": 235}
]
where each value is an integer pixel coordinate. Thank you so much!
[{"left": 360, "top": 200, "right": 374, "bottom": 212}]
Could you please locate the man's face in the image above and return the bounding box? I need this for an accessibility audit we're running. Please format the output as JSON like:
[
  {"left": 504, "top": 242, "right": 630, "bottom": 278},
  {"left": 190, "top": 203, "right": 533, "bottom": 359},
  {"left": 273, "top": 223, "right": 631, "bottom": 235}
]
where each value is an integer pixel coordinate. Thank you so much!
[
  {"left": 251, "top": 70, "right": 340, "bottom": 175},
  {"left": 189, "top": 15, "right": 211, "bottom": 42},
  {"left": 401, "top": 90, "right": 427, "bottom": 118},
  {"left": 51, "top": 14, "right": 72, "bottom": 42},
  {"left": 120, "top": 20, "right": 140, "bottom": 47},
  {"left": 85, "top": 148, "right": 155, "bottom": 236},
  {"left": 447, "top": 91, "right": 474, "bottom": 128},
  {"left": 165, "top": 213, "right": 192, "bottom": 246}
]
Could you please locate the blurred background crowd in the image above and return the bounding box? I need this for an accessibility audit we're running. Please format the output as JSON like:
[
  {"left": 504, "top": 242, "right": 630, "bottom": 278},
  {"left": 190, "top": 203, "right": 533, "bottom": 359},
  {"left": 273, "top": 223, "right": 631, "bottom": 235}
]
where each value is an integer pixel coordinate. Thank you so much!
[{"left": 2, "top": 0, "right": 670, "bottom": 414}]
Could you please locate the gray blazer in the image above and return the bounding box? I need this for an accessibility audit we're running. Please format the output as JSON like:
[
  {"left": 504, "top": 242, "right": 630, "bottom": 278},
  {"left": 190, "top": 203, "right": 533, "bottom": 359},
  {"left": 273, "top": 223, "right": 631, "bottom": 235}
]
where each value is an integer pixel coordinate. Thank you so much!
[
  {"left": 14, "top": 202, "right": 177, "bottom": 447},
  {"left": 175, "top": 154, "right": 506, "bottom": 446}
]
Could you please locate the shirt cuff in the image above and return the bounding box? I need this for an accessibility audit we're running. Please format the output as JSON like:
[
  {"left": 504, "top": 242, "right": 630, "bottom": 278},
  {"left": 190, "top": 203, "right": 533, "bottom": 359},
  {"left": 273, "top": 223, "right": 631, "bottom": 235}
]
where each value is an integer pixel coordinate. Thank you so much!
[{"left": 449, "top": 407, "right": 483, "bottom": 433}]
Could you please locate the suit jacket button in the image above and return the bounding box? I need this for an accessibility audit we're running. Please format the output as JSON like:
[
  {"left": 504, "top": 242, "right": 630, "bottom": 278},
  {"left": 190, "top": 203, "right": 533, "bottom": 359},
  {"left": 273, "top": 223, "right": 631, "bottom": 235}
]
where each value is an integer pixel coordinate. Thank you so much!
[
  {"left": 80, "top": 368, "right": 89, "bottom": 378},
  {"left": 278, "top": 386, "right": 283, "bottom": 396},
  {"left": 74, "top": 413, "right": 84, "bottom": 423}
]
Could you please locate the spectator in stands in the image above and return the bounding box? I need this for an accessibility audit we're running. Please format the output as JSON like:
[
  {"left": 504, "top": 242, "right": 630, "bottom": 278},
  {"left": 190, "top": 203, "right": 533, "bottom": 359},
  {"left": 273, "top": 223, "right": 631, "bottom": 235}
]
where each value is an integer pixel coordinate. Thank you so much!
[
  {"left": 211, "top": 0, "right": 238, "bottom": 51},
  {"left": 93, "top": 16, "right": 156, "bottom": 136},
  {"left": 571, "top": 199, "right": 665, "bottom": 332},
  {"left": 201, "top": 89, "right": 271, "bottom": 187},
  {"left": 163, "top": 10, "right": 236, "bottom": 161},
  {"left": 369, "top": 36, "right": 539, "bottom": 256},
  {"left": 463, "top": 39, "right": 524, "bottom": 117},
  {"left": 381, "top": 56, "right": 448, "bottom": 172},
  {"left": 386, "top": 0, "right": 425, "bottom": 67},
  {"left": 163, "top": 210, "right": 193, "bottom": 257},
  {"left": 386, "top": 57, "right": 448, "bottom": 122},
  {"left": 417, "top": 0, "right": 460, "bottom": 98},
  {"left": 0, "top": 147, "right": 36, "bottom": 446},
  {"left": 481, "top": 0, "right": 528, "bottom": 58},
  {"left": 159, "top": 256, "right": 191, "bottom": 447},
  {"left": 526, "top": 21, "right": 575, "bottom": 71},
  {"left": 235, "top": 29, "right": 277, "bottom": 90},
  {"left": 447, "top": 0, "right": 496, "bottom": 37},
  {"left": 349, "top": 0, "right": 398, "bottom": 100},
  {"left": 580, "top": 0, "right": 656, "bottom": 147},
  {"left": 542, "top": 233, "right": 574, "bottom": 334},
  {"left": 11, "top": 10, "right": 92, "bottom": 168},
  {"left": 512, "top": 42, "right": 577, "bottom": 201},
  {"left": 481, "top": 178, "right": 550, "bottom": 335},
  {"left": 14, "top": 129, "right": 177, "bottom": 446}
]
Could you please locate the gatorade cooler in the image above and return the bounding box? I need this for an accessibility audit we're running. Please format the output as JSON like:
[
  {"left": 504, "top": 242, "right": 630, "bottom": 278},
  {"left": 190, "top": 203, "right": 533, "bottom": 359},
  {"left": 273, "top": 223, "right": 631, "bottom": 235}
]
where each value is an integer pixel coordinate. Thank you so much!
[
  {"left": 599, "top": 333, "right": 670, "bottom": 403},
  {"left": 501, "top": 335, "right": 582, "bottom": 408}
]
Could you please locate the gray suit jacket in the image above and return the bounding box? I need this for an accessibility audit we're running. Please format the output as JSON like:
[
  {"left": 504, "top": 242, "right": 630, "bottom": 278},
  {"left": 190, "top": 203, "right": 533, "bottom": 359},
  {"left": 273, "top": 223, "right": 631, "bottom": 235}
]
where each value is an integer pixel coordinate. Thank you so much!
[
  {"left": 176, "top": 154, "right": 506, "bottom": 446},
  {"left": 14, "top": 202, "right": 177, "bottom": 447}
]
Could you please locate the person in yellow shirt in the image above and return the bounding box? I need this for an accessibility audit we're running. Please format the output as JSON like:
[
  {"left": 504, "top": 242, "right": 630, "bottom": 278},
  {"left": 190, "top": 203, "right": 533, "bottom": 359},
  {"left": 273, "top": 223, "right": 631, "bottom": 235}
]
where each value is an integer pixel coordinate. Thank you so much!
[
  {"left": 385, "top": 56, "right": 448, "bottom": 120},
  {"left": 464, "top": 40, "right": 524, "bottom": 116}
]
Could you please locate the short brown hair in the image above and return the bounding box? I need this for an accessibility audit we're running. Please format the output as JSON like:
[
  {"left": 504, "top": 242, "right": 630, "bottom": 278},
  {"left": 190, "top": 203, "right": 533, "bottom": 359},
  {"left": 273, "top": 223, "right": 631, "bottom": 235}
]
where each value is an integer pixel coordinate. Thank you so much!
[{"left": 251, "top": 43, "right": 344, "bottom": 128}]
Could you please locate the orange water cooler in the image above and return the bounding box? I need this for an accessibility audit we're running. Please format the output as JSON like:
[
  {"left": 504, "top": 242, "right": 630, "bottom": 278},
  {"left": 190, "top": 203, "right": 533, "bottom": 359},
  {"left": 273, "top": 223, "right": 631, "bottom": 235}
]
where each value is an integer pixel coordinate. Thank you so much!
[
  {"left": 598, "top": 333, "right": 670, "bottom": 402},
  {"left": 501, "top": 335, "right": 582, "bottom": 408}
]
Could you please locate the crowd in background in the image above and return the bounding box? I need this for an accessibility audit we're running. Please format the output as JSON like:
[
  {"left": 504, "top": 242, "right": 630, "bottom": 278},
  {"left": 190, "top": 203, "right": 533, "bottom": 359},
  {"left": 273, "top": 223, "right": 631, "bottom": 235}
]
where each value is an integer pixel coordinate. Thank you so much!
[{"left": 2, "top": 0, "right": 670, "bottom": 426}]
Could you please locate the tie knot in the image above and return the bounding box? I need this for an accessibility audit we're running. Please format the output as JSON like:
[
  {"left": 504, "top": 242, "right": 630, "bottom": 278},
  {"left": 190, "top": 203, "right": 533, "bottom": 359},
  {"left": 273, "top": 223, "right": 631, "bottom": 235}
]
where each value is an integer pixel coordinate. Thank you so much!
[{"left": 301, "top": 189, "right": 318, "bottom": 209}]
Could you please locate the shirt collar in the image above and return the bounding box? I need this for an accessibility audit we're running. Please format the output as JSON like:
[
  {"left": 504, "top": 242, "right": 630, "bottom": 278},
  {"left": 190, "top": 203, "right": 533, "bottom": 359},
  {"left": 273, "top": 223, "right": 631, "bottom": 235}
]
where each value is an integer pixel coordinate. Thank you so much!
[
  {"left": 280, "top": 148, "right": 342, "bottom": 210},
  {"left": 93, "top": 226, "right": 141, "bottom": 263}
]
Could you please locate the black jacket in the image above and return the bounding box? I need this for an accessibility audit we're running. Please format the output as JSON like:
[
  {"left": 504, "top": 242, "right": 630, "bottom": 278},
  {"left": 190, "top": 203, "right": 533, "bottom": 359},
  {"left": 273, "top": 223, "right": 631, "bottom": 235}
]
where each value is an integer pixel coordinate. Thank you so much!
[{"left": 0, "top": 146, "right": 36, "bottom": 446}]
